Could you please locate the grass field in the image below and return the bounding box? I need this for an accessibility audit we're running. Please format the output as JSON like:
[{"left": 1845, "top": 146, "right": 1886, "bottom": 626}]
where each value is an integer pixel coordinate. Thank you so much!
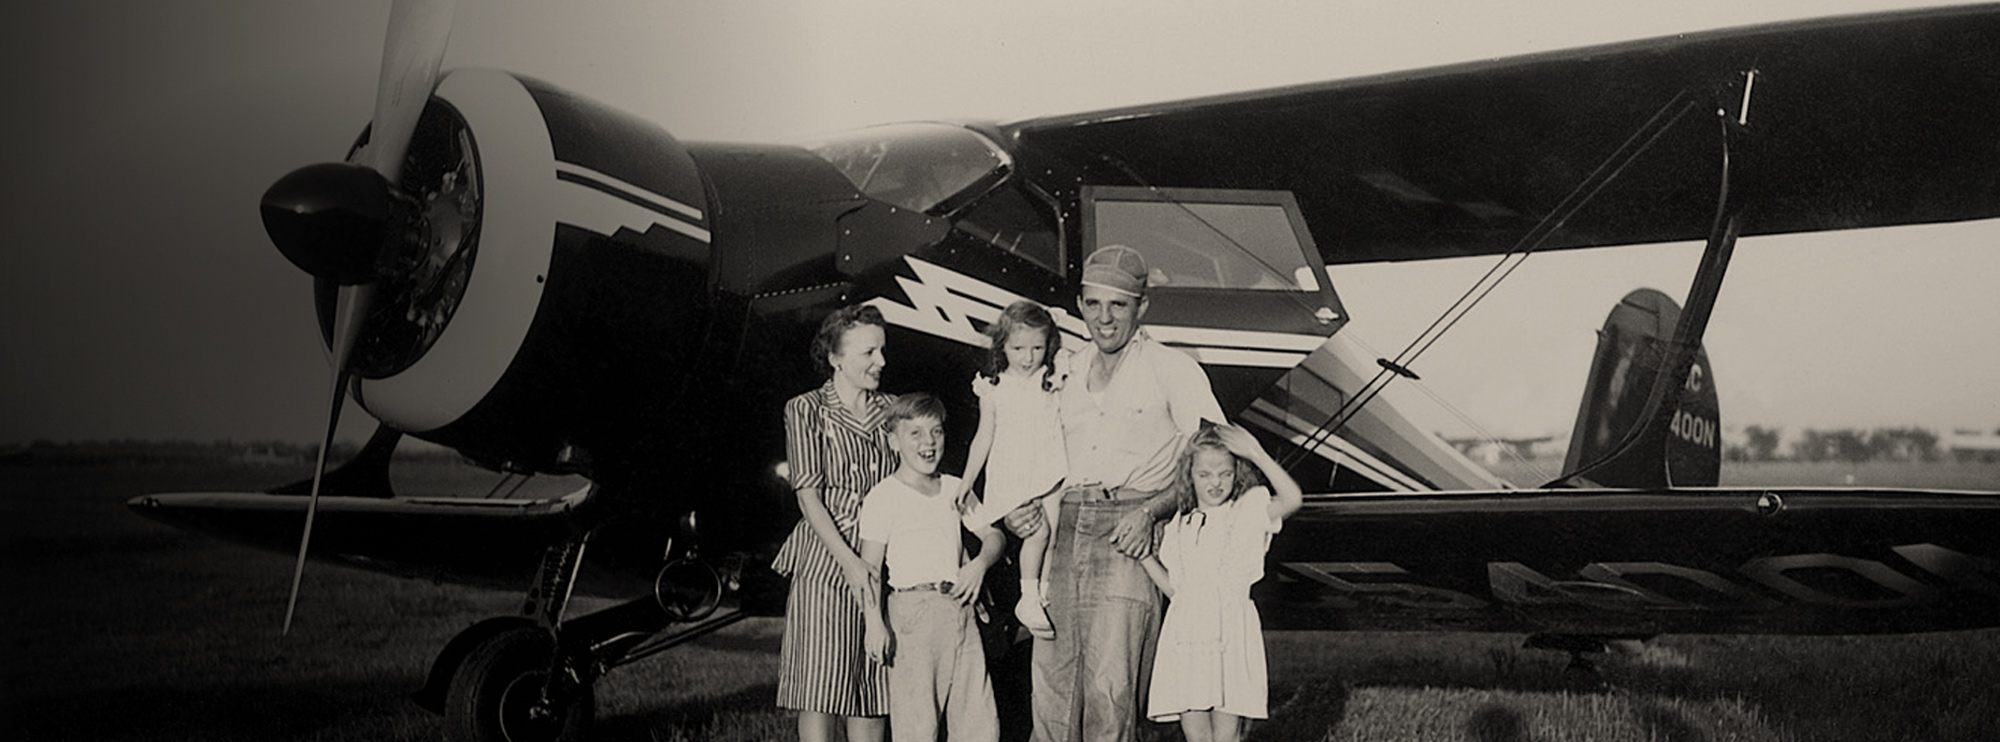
[{"left": 5, "top": 460, "right": 1998, "bottom": 741}]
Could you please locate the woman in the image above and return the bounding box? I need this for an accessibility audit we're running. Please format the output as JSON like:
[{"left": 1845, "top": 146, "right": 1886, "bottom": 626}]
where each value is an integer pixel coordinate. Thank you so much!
[{"left": 771, "top": 304, "right": 895, "bottom": 742}]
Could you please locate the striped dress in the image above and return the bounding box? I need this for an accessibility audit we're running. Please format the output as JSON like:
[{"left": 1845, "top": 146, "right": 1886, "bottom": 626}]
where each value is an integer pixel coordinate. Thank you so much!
[{"left": 772, "top": 380, "right": 897, "bottom": 716}]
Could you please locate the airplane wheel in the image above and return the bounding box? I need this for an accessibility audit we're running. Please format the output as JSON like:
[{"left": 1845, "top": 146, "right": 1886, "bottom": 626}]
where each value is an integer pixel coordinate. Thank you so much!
[{"left": 444, "top": 627, "right": 594, "bottom": 742}]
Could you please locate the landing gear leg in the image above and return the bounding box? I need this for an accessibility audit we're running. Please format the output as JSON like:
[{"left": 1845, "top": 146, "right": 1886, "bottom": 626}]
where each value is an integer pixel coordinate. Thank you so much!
[
  {"left": 441, "top": 535, "right": 598, "bottom": 742},
  {"left": 443, "top": 626, "right": 594, "bottom": 742}
]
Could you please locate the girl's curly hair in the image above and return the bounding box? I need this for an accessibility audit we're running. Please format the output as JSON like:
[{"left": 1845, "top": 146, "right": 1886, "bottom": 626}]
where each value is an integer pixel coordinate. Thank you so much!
[
  {"left": 979, "top": 301, "right": 1060, "bottom": 391},
  {"left": 1167, "top": 422, "right": 1264, "bottom": 517}
]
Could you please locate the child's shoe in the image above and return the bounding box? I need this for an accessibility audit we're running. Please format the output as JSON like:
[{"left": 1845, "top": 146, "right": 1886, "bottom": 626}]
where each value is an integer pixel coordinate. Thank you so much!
[{"left": 1017, "top": 579, "right": 1055, "bottom": 640}]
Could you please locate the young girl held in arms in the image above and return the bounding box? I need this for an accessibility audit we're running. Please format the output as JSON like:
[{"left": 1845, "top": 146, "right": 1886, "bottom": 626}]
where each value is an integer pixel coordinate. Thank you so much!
[
  {"left": 1141, "top": 422, "right": 1304, "bottom": 742},
  {"left": 959, "top": 301, "right": 1066, "bottom": 640}
]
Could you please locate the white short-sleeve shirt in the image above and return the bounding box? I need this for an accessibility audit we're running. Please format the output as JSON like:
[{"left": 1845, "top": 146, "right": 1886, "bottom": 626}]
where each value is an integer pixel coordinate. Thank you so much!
[{"left": 858, "top": 474, "right": 965, "bottom": 589}]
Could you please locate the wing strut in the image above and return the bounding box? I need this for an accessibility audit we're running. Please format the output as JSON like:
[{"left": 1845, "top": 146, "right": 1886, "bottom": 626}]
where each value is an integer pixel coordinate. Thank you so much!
[
  {"left": 1279, "top": 88, "right": 1703, "bottom": 471},
  {"left": 1555, "top": 71, "right": 1759, "bottom": 488}
]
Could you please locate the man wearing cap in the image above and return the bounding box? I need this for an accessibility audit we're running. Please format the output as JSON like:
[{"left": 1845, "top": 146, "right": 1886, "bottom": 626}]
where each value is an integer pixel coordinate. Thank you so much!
[{"left": 1008, "top": 244, "right": 1224, "bottom": 742}]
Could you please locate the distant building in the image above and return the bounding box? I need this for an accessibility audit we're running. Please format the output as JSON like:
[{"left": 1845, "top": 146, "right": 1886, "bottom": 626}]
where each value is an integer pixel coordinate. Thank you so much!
[
  {"left": 1945, "top": 429, "right": 2000, "bottom": 463},
  {"left": 233, "top": 445, "right": 305, "bottom": 466},
  {"left": 1439, "top": 435, "right": 1563, "bottom": 465}
]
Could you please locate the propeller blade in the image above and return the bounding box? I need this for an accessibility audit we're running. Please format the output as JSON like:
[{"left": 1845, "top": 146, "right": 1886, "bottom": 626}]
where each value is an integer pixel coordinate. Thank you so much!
[
  {"left": 358, "top": 0, "right": 459, "bottom": 180},
  {"left": 282, "top": 284, "right": 376, "bottom": 635},
  {"left": 281, "top": 373, "right": 348, "bottom": 635},
  {"left": 280, "top": 0, "right": 455, "bottom": 634}
]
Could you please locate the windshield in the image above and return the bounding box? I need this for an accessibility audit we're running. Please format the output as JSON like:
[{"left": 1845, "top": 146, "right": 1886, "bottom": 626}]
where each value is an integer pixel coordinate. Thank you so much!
[
  {"left": 1090, "top": 189, "right": 1321, "bottom": 292},
  {"left": 804, "top": 123, "right": 1009, "bottom": 214}
]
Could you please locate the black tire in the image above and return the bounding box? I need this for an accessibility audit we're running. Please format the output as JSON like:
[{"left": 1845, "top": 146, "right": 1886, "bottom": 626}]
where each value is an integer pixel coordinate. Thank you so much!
[{"left": 443, "top": 627, "right": 595, "bottom": 742}]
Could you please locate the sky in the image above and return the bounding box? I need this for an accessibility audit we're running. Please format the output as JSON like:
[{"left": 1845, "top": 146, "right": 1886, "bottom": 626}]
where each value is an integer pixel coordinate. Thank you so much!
[{"left": 2, "top": 0, "right": 1995, "bottom": 446}]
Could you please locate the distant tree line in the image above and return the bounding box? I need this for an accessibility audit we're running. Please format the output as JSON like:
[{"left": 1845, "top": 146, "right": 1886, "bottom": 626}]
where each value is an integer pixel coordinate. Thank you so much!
[{"left": 1728, "top": 426, "right": 1945, "bottom": 463}]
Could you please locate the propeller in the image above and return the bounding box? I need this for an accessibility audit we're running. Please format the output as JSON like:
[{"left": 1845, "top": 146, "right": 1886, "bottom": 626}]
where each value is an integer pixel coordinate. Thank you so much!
[{"left": 261, "top": 0, "right": 460, "bottom": 635}]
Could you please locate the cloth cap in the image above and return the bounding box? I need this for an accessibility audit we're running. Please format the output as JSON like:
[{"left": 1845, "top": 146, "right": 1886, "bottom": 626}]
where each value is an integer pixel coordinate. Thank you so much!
[{"left": 1081, "top": 245, "right": 1148, "bottom": 297}]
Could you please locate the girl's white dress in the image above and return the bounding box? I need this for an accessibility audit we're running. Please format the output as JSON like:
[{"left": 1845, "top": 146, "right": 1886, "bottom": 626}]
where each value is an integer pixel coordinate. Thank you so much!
[
  {"left": 962, "top": 370, "right": 1066, "bottom": 528},
  {"left": 1147, "top": 486, "right": 1281, "bottom": 722}
]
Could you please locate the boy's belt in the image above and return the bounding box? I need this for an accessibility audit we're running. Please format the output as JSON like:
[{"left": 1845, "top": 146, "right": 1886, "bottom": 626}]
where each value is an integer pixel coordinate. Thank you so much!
[
  {"left": 894, "top": 581, "right": 954, "bottom": 594},
  {"left": 1060, "top": 484, "right": 1158, "bottom": 502}
]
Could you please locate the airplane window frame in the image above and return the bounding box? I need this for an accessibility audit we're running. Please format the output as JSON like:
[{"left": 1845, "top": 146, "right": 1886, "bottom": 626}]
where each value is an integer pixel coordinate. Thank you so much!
[{"left": 1080, "top": 185, "right": 1335, "bottom": 300}]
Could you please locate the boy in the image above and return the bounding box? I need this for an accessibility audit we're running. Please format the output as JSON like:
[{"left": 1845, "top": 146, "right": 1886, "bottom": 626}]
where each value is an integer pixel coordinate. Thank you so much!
[{"left": 858, "top": 393, "right": 1002, "bottom": 742}]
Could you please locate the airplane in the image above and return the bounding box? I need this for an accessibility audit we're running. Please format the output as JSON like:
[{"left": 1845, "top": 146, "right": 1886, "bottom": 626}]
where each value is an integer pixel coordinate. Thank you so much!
[{"left": 126, "top": 2, "right": 2000, "bottom": 740}]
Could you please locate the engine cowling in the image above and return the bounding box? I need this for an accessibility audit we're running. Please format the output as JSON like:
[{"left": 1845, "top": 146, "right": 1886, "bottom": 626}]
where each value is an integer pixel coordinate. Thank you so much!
[{"left": 324, "top": 69, "right": 715, "bottom": 475}]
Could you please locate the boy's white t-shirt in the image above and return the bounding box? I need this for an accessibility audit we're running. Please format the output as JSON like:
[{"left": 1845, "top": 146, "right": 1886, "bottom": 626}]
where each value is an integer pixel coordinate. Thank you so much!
[{"left": 858, "top": 474, "right": 964, "bottom": 590}]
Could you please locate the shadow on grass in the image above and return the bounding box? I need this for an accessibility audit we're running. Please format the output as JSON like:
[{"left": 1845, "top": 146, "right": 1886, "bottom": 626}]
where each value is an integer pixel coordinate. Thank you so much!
[
  {"left": 1246, "top": 677, "right": 1352, "bottom": 742},
  {"left": 594, "top": 683, "right": 781, "bottom": 742},
  {"left": 11, "top": 678, "right": 431, "bottom": 742},
  {"left": 1633, "top": 700, "right": 1706, "bottom": 742},
  {"left": 1465, "top": 703, "right": 1530, "bottom": 742}
]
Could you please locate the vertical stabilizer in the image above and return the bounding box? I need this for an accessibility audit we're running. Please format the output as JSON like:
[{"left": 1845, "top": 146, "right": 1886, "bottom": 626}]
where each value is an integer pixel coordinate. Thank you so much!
[{"left": 1556, "top": 289, "right": 1720, "bottom": 488}]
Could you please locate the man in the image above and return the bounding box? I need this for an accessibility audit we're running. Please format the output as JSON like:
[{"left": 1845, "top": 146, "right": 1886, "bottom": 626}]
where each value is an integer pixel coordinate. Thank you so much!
[{"left": 1008, "top": 244, "right": 1224, "bottom": 742}]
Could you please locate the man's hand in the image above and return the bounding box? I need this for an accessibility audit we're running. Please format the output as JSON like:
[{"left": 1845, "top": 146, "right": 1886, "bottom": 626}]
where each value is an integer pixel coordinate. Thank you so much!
[
  {"left": 1109, "top": 506, "right": 1155, "bottom": 558},
  {"left": 1002, "top": 501, "right": 1047, "bottom": 539},
  {"left": 948, "top": 563, "right": 988, "bottom": 607}
]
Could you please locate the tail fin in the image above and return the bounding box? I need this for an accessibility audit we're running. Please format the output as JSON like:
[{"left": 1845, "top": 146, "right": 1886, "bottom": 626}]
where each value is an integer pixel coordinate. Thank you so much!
[{"left": 1555, "top": 289, "right": 1720, "bottom": 488}]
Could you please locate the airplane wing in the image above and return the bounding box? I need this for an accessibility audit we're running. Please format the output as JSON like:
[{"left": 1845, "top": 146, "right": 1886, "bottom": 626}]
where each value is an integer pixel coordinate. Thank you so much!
[
  {"left": 1258, "top": 487, "right": 2000, "bottom": 636},
  {"left": 1007, "top": 5, "right": 2000, "bottom": 265},
  {"left": 128, "top": 489, "right": 586, "bottom": 592}
]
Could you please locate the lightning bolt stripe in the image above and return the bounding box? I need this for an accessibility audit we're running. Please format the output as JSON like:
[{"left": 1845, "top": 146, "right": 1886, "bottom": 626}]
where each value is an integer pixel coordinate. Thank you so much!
[
  {"left": 553, "top": 162, "right": 711, "bottom": 243},
  {"left": 867, "top": 257, "right": 1323, "bottom": 369},
  {"left": 555, "top": 161, "right": 705, "bottom": 221}
]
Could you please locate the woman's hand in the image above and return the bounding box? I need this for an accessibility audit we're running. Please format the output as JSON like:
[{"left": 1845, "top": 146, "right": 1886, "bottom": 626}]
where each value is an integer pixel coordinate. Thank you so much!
[
  {"left": 863, "top": 616, "right": 893, "bottom": 666},
  {"left": 841, "top": 558, "right": 877, "bottom": 604}
]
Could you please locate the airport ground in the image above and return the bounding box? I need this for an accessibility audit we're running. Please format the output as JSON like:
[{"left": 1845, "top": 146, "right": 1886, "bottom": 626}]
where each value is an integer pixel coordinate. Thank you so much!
[{"left": 5, "top": 459, "right": 1996, "bottom": 741}]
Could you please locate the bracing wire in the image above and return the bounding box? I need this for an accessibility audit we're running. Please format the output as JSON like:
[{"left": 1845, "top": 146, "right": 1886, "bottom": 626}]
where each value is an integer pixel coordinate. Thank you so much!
[{"left": 1280, "top": 90, "right": 1699, "bottom": 470}]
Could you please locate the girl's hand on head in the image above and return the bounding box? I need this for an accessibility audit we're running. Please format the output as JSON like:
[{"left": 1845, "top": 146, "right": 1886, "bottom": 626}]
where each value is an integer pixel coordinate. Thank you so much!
[{"left": 1212, "top": 423, "right": 1263, "bottom": 459}]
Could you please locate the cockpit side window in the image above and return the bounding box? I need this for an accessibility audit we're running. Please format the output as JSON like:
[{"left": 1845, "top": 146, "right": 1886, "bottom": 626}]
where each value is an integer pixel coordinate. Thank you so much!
[
  {"left": 804, "top": 123, "right": 1010, "bottom": 214},
  {"left": 1084, "top": 186, "right": 1326, "bottom": 294}
]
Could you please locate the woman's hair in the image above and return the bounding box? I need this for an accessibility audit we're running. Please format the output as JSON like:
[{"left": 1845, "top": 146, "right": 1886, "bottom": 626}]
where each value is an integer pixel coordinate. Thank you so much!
[
  {"left": 810, "top": 304, "right": 886, "bottom": 378},
  {"left": 980, "top": 301, "right": 1060, "bottom": 391},
  {"left": 1168, "top": 423, "right": 1265, "bottom": 517}
]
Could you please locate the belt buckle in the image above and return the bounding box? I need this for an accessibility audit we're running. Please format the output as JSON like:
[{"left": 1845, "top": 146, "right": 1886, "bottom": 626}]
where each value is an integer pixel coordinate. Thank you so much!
[{"left": 936, "top": 581, "right": 954, "bottom": 594}]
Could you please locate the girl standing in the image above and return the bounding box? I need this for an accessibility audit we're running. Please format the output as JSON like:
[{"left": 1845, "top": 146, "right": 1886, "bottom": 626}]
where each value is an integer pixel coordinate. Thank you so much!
[
  {"left": 1140, "top": 422, "right": 1304, "bottom": 742},
  {"left": 771, "top": 304, "right": 894, "bottom": 742},
  {"left": 959, "top": 300, "right": 1066, "bottom": 639}
]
